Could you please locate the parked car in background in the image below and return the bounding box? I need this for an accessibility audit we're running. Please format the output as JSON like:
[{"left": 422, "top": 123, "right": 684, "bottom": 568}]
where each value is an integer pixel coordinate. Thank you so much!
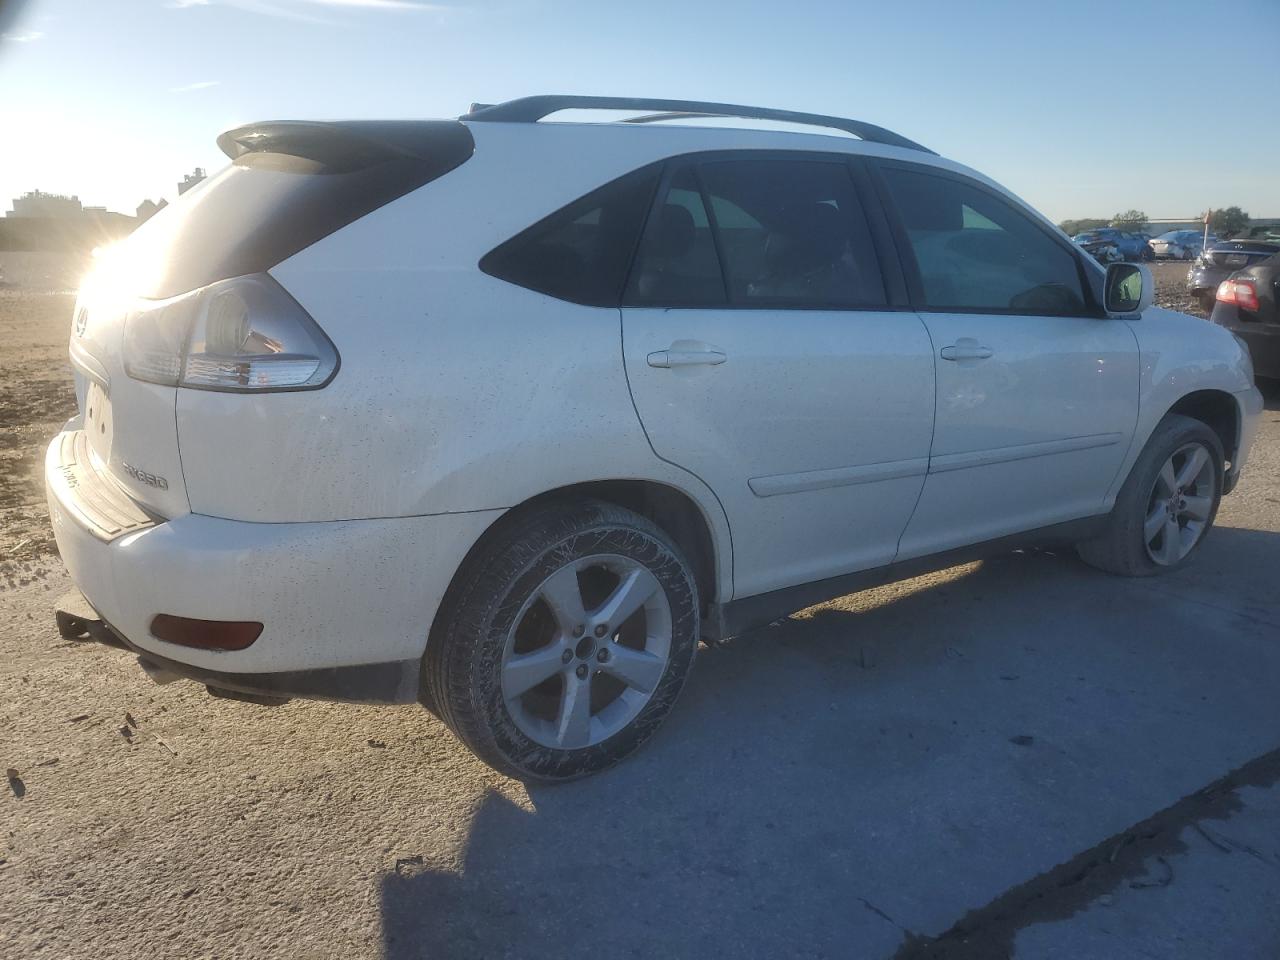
[
  {"left": 1071, "top": 228, "right": 1151, "bottom": 263},
  {"left": 1073, "top": 231, "right": 1122, "bottom": 264},
  {"left": 1188, "top": 240, "right": 1280, "bottom": 312},
  {"left": 1150, "top": 230, "right": 1212, "bottom": 260},
  {"left": 1211, "top": 253, "right": 1280, "bottom": 381}
]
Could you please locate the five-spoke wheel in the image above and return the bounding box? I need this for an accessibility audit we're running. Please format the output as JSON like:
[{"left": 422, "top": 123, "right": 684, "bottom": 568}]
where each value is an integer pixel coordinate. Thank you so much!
[
  {"left": 425, "top": 499, "right": 699, "bottom": 781},
  {"left": 501, "top": 555, "right": 673, "bottom": 750},
  {"left": 1144, "top": 442, "right": 1216, "bottom": 566},
  {"left": 1078, "top": 413, "right": 1223, "bottom": 576}
]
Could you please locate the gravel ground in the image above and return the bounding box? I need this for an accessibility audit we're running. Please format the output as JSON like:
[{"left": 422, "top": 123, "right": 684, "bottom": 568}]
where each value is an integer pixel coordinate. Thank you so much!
[
  {"left": 0, "top": 292, "right": 76, "bottom": 570},
  {"left": 4, "top": 274, "right": 1278, "bottom": 960}
]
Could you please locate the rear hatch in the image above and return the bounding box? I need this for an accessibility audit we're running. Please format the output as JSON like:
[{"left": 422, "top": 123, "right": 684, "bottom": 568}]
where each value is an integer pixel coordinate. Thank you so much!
[
  {"left": 66, "top": 120, "right": 473, "bottom": 517},
  {"left": 1205, "top": 241, "right": 1280, "bottom": 271}
]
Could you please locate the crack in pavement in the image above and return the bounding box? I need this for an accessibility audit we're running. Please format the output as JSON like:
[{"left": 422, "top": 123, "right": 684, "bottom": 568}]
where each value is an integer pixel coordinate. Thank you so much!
[
  {"left": 860, "top": 897, "right": 916, "bottom": 937},
  {"left": 889, "top": 745, "right": 1280, "bottom": 959}
]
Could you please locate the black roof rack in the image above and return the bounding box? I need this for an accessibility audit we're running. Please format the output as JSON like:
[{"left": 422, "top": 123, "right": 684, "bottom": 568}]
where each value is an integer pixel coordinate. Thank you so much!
[{"left": 460, "top": 96, "right": 934, "bottom": 154}]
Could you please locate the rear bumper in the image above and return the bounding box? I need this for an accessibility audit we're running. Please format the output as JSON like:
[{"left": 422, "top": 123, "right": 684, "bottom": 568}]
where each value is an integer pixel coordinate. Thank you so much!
[
  {"left": 1187, "top": 265, "right": 1229, "bottom": 296},
  {"left": 45, "top": 430, "right": 501, "bottom": 703},
  {"left": 55, "top": 588, "right": 419, "bottom": 704}
]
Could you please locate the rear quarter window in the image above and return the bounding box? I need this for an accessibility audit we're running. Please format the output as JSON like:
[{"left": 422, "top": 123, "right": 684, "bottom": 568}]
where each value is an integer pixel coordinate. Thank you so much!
[{"left": 480, "top": 165, "right": 662, "bottom": 307}]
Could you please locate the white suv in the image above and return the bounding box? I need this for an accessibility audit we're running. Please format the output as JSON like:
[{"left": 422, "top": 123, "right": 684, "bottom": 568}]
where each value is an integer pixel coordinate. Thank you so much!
[{"left": 48, "top": 96, "right": 1262, "bottom": 780}]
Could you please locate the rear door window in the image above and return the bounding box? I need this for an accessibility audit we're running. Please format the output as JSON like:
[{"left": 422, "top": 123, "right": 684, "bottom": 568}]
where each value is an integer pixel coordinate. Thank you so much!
[
  {"left": 880, "top": 165, "right": 1088, "bottom": 315},
  {"left": 625, "top": 167, "right": 728, "bottom": 306},
  {"left": 627, "top": 157, "right": 887, "bottom": 309},
  {"left": 697, "top": 158, "right": 886, "bottom": 307}
]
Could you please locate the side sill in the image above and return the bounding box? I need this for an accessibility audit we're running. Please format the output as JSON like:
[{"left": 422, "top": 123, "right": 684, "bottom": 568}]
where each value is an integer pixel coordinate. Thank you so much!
[{"left": 705, "top": 515, "right": 1109, "bottom": 641}]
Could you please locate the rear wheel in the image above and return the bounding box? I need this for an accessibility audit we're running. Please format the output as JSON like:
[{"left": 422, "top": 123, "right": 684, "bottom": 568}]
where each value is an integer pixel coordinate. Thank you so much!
[
  {"left": 1077, "top": 414, "right": 1223, "bottom": 576},
  {"left": 425, "top": 499, "right": 699, "bottom": 781},
  {"left": 1198, "top": 291, "right": 1217, "bottom": 313}
]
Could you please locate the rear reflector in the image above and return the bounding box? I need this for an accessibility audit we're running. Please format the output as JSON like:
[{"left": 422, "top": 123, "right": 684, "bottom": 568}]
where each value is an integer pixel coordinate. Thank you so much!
[
  {"left": 150, "top": 614, "right": 263, "bottom": 651},
  {"left": 1217, "top": 279, "right": 1260, "bottom": 312}
]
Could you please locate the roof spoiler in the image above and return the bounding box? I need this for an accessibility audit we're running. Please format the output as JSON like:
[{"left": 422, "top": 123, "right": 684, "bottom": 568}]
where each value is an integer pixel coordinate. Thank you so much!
[{"left": 216, "top": 120, "right": 475, "bottom": 171}]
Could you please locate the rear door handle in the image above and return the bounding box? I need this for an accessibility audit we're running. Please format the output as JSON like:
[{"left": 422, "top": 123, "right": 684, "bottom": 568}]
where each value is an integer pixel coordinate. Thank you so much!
[
  {"left": 940, "top": 339, "right": 993, "bottom": 361},
  {"left": 647, "top": 346, "right": 728, "bottom": 368}
]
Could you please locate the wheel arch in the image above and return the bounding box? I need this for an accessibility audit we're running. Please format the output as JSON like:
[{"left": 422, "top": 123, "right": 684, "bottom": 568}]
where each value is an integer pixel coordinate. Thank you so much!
[
  {"left": 426, "top": 479, "right": 728, "bottom": 667},
  {"left": 513, "top": 480, "right": 721, "bottom": 614},
  {"left": 1165, "top": 389, "right": 1240, "bottom": 470}
]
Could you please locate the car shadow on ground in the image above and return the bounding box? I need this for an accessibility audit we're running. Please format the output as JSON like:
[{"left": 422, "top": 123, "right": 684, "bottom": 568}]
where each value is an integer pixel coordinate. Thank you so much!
[{"left": 379, "top": 527, "right": 1280, "bottom": 960}]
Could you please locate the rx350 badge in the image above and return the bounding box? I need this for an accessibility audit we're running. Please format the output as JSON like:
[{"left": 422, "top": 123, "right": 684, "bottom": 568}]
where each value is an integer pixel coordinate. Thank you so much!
[{"left": 121, "top": 462, "right": 168, "bottom": 490}]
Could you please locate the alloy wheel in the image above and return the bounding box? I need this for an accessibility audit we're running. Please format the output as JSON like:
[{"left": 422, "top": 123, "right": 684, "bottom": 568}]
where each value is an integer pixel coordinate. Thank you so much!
[
  {"left": 500, "top": 554, "right": 672, "bottom": 749},
  {"left": 1144, "top": 441, "right": 1215, "bottom": 566}
]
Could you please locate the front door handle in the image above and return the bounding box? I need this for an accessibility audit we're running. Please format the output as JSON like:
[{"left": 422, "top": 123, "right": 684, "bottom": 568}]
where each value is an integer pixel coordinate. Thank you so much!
[
  {"left": 647, "top": 346, "right": 728, "bottom": 368},
  {"left": 940, "top": 339, "right": 994, "bottom": 361}
]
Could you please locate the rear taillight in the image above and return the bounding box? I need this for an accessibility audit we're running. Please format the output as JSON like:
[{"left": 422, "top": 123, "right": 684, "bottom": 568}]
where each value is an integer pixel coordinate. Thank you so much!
[
  {"left": 121, "top": 274, "right": 338, "bottom": 392},
  {"left": 1216, "top": 279, "right": 1260, "bottom": 312}
]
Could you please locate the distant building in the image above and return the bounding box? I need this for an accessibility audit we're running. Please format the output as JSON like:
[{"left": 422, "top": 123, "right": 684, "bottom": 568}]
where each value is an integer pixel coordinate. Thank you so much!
[
  {"left": 177, "top": 168, "right": 207, "bottom": 196},
  {"left": 136, "top": 198, "right": 168, "bottom": 223},
  {"left": 6, "top": 189, "right": 84, "bottom": 218}
]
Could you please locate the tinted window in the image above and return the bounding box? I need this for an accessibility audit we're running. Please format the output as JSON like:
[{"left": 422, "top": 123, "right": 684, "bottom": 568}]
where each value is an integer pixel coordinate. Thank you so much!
[
  {"left": 625, "top": 167, "right": 727, "bottom": 306},
  {"left": 698, "top": 159, "right": 886, "bottom": 307},
  {"left": 122, "top": 121, "right": 475, "bottom": 299},
  {"left": 882, "top": 166, "right": 1087, "bottom": 315},
  {"left": 481, "top": 164, "right": 660, "bottom": 306},
  {"left": 627, "top": 158, "right": 886, "bottom": 309}
]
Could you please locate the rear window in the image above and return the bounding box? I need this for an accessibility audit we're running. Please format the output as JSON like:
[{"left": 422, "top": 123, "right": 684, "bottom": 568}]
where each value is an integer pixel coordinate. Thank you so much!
[
  {"left": 1211, "top": 241, "right": 1280, "bottom": 255},
  {"left": 480, "top": 165, "right": 662, "bottom": 306},
  {"left": 121, "top": 120, "right": 474, "bottom": 299}
]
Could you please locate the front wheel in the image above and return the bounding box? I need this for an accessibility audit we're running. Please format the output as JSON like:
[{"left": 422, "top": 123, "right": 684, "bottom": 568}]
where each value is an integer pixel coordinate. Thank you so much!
[
  {"left": 1077, "top": 414, "right": 1223, "bottom": 576},
  {"left": 424, "top": 499, "right": 699, "bottom": 781}
]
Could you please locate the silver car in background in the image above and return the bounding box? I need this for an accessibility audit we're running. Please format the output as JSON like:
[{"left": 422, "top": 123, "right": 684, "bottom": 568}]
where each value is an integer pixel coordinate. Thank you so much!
[{"left": 1150, "top": 230, "right": 1212, "bottom": 260}]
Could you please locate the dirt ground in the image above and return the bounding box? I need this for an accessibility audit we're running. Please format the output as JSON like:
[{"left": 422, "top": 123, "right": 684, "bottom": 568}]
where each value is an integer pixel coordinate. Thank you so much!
[
  {"left": 5, "top": 268, "right": 1279, "bottom": 959},
  {"left": 0, "top": 292, "right": 76, "bottom": 570}
]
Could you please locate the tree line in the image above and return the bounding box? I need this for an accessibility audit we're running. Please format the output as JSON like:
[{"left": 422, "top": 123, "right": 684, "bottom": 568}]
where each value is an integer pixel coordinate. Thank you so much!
[{"left": 1058, "top": 206, "right": 1251, "bottom": 239}]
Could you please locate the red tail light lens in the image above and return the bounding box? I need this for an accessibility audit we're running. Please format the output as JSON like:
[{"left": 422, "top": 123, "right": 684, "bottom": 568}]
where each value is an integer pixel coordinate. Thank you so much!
[
  {"left": 1216, "top": 279, "right": 1260, "bottom": 312},
  {"left": 150, "top": 614, "right": 263, "bottom": 650}
]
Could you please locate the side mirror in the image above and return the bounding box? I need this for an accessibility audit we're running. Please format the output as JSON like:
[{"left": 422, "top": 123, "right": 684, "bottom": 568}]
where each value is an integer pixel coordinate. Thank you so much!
[{"left": 1104, "top": 262, "right": 1153, "bottom": 315}]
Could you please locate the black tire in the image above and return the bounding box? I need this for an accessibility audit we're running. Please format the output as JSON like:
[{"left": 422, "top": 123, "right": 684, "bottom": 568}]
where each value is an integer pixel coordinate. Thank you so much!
[
  {"left": 1076, "top": 414, "right": 1223, "bottom": 576},
  {"left": 424, "top": 499, "right": 699, "bottom": 781},
  {"left": 1198, "top": 292, "right": 1217, "bottom": 314}
]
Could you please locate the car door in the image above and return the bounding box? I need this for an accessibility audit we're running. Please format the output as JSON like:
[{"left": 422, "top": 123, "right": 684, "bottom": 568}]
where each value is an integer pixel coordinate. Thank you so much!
[
  {"left": 871, "top": 161, "right": 1140, "bottom": 561},
  {"left": 621, "top": 154, "right": 935, "bottom": 599}
]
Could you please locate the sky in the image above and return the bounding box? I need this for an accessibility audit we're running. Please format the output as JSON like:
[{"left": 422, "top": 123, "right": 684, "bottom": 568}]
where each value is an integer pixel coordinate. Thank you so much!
[{"left": 1, "top": 0, "right": 1277, "bottom": 224}]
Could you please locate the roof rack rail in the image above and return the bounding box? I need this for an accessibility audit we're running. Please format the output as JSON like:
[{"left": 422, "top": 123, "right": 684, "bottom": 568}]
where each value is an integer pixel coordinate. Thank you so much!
[{"left": 460, "top": 96, "right": 934, "bottom": 154}]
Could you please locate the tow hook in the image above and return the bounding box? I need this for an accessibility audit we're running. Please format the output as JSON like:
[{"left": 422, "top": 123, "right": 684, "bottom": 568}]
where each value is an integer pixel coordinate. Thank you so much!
[
  {"left": 56, "top": 598, "right": 182, "bottom": 684},
  {"left": 55, "top": 608, "right": 126, "bottom": 649}
]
